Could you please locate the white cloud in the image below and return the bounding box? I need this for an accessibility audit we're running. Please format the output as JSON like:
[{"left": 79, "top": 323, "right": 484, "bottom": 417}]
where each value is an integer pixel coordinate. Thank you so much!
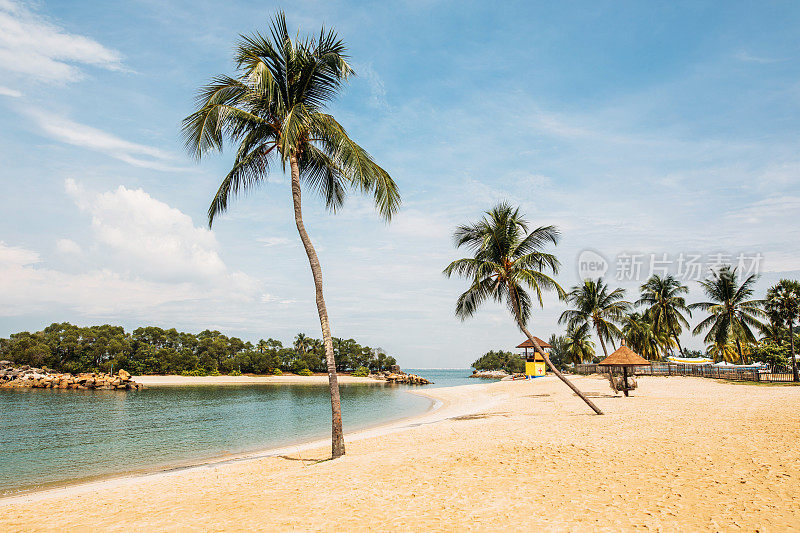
[
  {"left": 260, "top": 293, "right": 296, "bottom": 305},
  {"left": 258, "top": 236, "right": 292, "bottom": 247},
  {"left": 733, "top": 51, "right": 784, "bottom": 64},
  {"left": 355, "top": 62, "right": 389, "bottom": 110},
  {"left": 26, "top": 109, "right": 187, "bottom": 171},
  {"left": 0, "top": 183, "right": 284, "bottom": 329},
  {"left": 729, "top": 196, "right": 800, "bottom": 224},
  {"left": 65, "top": 179, "right": 227, "bottom": 282},
  {"left": 55, "top": 238, "right": 81, "bottom": 255},
  {"left": 0, "top": 241, "right": 197, "bottom": 316},
  {"left": 0, "top": 0, "right": 122, "bottom": 83},
  {"left": 0, "top": 241, "right": 39, "bottom": 266},
  {"left": 0, "top": 85, "right": 21, "bottom": 97}
]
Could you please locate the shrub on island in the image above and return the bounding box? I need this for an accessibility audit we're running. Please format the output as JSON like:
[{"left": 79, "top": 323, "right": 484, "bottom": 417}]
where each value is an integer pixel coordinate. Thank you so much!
[
  {"left": 351, "top": 366, "right": 370, "bottom": 377},
  {"left": 297, "top": 368, "right": 314, "bottom": 376},
  {"left": 472, "top": 350, "right": 524, "bottom": 374}
]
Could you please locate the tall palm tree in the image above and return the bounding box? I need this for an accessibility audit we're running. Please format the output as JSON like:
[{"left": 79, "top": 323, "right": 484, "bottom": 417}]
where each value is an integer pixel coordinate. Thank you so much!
[
  {"left": 182, "top": 13, "right": 400, "bottom": 458},
  {"left": 758, "top": 315, "right": 786, "bottom": 345},
  {"left": 637, "top": 274, "right": 691, "bottom": 354},
  {"left": 765, "top": 279, "right": 800, "bottom": 381},
  {"left": 707, "top": 341, "right": 739, "bottom": 363},
  {"left": 563, "top": 323, "right": 595, "bottom": 365},
  {"left": 443, "top": 203, "right": 603, "bottom": 415},
  {"left": 622, "top": 312, "right": 674, "bottom": 361},
  {"left": 546, "top": 333, "right": 569, "bottom": 368},
  {"left": 293, "top": 333, "right": 309, "bottom": 354},
  {"left": 689, "top": 266, "right": 764, "bottom": 364},
  {"left": 560, "top": 278, "right": 630, "bottom": 357}
]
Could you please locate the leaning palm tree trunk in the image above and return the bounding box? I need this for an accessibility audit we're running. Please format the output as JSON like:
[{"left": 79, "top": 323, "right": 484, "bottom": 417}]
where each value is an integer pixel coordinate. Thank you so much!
[
  {"left": 290, "top": 156, "right": 345, "bottom": 457},
  {"left": 519, "top": 322, "right": 603, "bottom": 415},
  {"left": 511, "top": 296, "right": 602, "bottom": 415}
]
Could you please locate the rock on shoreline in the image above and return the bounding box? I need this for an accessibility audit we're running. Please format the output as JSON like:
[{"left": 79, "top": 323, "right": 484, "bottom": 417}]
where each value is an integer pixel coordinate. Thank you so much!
[
  {"left": 369, "top": 370, "right": 432, "bottom": 385},
  {"left": 470, "top": 370, "right": 510, "bottom": 379},
  {"left": 0, "top": 361, "right": 142, "bottom": 390}
]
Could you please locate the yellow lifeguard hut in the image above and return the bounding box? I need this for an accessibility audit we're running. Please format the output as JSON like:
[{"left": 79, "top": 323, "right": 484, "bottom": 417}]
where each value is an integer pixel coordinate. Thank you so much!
[{"left": 517, "top": 337, "right": 551, "bottom": 378}]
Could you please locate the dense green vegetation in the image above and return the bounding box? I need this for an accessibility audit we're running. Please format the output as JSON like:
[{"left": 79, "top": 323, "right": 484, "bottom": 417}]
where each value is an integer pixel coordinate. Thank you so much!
[
  {"left": 559, "top": 278, "right": 630, "bottom": 358},
  {"left": 553, "top": 271, "right": 800, "bottom": 379},
  {"left": 471, "top": 350, "right": 524, "bottom": 374},
  {"left": 470, "top": 271, "right": 800, "bottom": 379},
  {"left": 0, "top": 323, "right": 396, "bottom": 376}
]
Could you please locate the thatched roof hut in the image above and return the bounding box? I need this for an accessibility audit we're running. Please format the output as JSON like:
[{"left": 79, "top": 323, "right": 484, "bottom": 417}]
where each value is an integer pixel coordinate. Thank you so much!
[
  {"left": 598, "top": 342, "right": 649, "bottom": 396},
  {"left": 598, "top": 344, "right": 650, "bottom": 367}
]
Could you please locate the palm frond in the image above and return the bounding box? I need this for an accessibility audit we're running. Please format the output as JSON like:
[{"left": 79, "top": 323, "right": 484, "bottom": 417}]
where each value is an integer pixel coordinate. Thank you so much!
[{"left": 311, "top": 113, "right": 400, "bottom": 220}]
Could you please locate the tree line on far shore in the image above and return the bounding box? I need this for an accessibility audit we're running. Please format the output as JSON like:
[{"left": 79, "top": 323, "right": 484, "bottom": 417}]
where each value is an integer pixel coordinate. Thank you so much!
[{"left": 0, "top": 323, "right": 397, "bottom": 376}]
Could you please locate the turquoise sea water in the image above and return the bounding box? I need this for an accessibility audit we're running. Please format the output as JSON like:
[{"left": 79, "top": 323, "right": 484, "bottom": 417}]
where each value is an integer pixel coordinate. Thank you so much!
[
  {"left": 405, "top": 368, "right": 492, "bottom": 388},
  {"left": 0, "top": 369, "right": 484, "bottom": 496}
]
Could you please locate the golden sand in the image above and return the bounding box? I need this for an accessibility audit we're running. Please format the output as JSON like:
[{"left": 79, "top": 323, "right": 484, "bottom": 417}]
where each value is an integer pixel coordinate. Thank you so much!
[{"left": 2, "top": 375, "right": 799, "bottom": 532}]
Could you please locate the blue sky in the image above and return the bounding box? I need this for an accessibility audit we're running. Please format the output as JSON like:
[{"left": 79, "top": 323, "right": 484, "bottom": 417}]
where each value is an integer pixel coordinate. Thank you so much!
[{"left": 1, "top": 0, "right": 798, "bottom": 367}]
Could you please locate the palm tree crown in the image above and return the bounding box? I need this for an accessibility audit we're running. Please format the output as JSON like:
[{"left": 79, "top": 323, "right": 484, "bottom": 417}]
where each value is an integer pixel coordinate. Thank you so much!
[
  {"left": 765, "top": 279, "right": 800, "bottom": 330},
  {"left": 637, "top": 274, "right": 691, "bottom": 354},
  {"left": 444, "top": 203, "right": 603, "bottom": 415},
  {"left": 559, "top": 278, "right": 630, "bottom": 357},
  {"left": 689, "top": 266, "right": 764, "bottom": 363},
  {"left": 182, "top": 12, "right": 400, "bottom": 225},
  {"left": 443, "top": 203, "right": 565, "bottom": 324},
  {"left": 563, "top": 322, "right": 595, "bottom": 365},
  {"left": 765, "top": 279, "right": 800, "bottom": 381},
  {"left": 623, "top": 312, "right": 674, "bottom": 361}
]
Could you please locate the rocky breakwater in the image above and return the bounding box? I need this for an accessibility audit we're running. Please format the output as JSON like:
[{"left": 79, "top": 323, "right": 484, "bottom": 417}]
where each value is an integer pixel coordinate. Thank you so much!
[
  {"left": 0, "top": 361, "right": 142, "bottom": 390},
  {"left": 470, "top": 370, "right": 510, "bottom": 379},
  {"left": 370, "top": 370, "right": 432, "bottom": 385}
]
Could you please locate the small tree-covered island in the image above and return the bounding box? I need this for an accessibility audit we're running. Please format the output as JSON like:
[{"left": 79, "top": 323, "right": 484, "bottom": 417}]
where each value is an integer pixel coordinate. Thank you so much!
[{"left": 0, "top": 323, "right": 397, "bottom": 376}]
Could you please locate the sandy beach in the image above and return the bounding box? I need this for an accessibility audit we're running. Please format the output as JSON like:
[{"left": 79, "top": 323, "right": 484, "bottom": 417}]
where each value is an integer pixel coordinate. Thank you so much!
[
  {"left": 133, "top": 374, "right": 384, "bottom": 386},
  {"left": 2, "top": 375, "right": 799, "bottom": 531}
]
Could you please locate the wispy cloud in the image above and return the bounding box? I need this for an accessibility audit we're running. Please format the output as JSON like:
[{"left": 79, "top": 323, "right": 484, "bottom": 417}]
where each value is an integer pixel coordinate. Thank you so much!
[
  {"left": 0, "top": 85, "right": 21, "bottom": 97},
  {"left": 0, "top": 0, "right": 123, "bottom": 83},
  {"left": 25, "top": 108, "right": 188, "bottom": 171},
  {"left": 258, "top": 236, "right": 292, "bottom": 247},
  {"left": 733, "top": 51, "right": 785, "bottom": 64},
  {"left": 355, "top": 62, "right": 390, "bottom": 111},
  {"left": 55, "top": 238, "right": 81, "bottom": 255}
]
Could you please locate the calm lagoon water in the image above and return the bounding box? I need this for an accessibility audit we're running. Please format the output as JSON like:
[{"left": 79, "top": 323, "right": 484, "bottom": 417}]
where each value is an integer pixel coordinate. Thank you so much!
[
  {"left": 406, "top": 368, "right": 492, "bottom": 388},
  {"left": 0, "top": 369, "right": 482, "bottom": 495}
]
